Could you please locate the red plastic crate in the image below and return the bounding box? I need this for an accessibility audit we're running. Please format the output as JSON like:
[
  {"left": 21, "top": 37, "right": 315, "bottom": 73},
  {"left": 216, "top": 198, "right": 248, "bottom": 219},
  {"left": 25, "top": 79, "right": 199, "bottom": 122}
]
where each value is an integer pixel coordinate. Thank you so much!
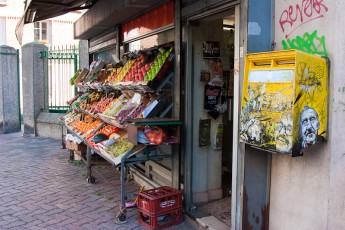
[
  {"left": 138, "top": 208, "right": 182, "bottom": 230},
  {"left": 138, "top": 186, "right": 182, "bottom": 216}
]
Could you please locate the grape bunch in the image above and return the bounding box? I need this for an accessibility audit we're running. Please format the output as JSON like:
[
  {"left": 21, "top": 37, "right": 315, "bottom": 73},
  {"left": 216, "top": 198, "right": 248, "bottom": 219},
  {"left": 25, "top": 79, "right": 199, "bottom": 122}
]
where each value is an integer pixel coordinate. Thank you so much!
[{"left": 107, "top": 139, "right": 134, "bottom": 157}]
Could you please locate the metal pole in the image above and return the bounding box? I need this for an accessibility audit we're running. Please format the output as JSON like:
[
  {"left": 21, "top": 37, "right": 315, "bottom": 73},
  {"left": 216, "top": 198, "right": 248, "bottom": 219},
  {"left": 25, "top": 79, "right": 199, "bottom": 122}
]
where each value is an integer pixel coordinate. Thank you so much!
[
  {"left": 121, "top": 159, "right": 126, "bottom": 207},
  {"left": 16, "top": 49, "right": 21, "bottom": 129},
  {"left": 86, "top": 146, "right": 94, "bottom": 183},
  {"left": 74, "top": 51, "right": 78, "bottom": 96}
]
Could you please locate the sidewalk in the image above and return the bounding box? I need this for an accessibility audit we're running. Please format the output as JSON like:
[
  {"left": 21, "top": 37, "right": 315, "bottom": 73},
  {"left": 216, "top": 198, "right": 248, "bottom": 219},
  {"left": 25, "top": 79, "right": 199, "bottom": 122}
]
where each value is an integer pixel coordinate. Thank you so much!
[{"left": 0, "top": 132, "right": 198, "bottom": 230}]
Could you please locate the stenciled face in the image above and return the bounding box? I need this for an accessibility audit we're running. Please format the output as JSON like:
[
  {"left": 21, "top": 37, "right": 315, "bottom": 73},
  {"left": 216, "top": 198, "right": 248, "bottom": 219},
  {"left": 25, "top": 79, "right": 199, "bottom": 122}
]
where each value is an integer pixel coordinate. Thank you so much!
[
  {"left": 300, "top": 108, "right": 320, "bottom": 147},
  {"left": 247, "top": 119, "right": 263, "bottom": 143},
  {"left": 275, "top": 113, "right": 293, "bottom": 153}
]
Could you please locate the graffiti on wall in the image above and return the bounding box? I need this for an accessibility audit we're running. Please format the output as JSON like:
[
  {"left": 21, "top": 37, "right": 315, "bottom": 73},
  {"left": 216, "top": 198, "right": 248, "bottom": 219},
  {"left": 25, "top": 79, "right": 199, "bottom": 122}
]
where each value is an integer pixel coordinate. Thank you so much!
[
  {"left": 282, "top": 30, "right": 328, "bottom": 56},
  {"left": 240, "top": 51, "right": 328, "bottom": 156},
  {"left": 279, "top": 0, "right": 329, "bottom": 38}
]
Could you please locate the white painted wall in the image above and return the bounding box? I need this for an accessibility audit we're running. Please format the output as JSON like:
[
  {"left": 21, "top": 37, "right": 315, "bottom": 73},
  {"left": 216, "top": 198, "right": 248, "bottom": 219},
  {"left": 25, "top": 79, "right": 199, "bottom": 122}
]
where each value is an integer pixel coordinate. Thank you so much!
[{"left": 270, "top": 0, "right": 345, "bottom": 229}]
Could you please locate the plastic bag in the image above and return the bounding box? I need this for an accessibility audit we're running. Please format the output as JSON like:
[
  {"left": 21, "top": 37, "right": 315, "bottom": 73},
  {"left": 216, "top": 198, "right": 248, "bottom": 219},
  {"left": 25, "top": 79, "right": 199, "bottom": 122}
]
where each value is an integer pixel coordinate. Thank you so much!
[{"left": 144, "top": 126, "right": 166, "bottom": 145}]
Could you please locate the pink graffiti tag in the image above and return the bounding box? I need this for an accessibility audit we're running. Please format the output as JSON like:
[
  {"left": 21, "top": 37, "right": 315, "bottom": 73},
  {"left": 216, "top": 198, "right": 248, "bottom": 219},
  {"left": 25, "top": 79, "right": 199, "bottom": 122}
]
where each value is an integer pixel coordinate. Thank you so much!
[{"left": 279, "top": 0, "right": 328, "bottom": 38}]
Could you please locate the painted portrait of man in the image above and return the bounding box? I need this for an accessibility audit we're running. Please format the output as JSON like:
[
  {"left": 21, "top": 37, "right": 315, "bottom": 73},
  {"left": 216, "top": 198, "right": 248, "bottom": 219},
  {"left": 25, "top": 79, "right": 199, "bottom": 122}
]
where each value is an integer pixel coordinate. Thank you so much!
[
  {"left": 293, "top": 106, "right": 325, "bottom": 155},
  {"left": 275, "top": 112, "right": 293, "bottom": 153}
]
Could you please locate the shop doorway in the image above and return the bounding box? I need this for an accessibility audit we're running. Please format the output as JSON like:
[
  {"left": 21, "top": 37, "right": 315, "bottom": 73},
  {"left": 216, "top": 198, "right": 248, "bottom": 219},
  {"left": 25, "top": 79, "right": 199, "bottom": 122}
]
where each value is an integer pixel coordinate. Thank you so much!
[{"left": 185, "top": 8, "right": 237, "bottom": 227}]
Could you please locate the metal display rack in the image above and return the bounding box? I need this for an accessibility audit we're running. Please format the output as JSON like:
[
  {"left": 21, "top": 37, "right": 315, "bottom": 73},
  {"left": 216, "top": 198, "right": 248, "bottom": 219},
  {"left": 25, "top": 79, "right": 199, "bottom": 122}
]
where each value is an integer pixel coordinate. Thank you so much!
[
  {"left": 60, "top": 46, "right": 181, "bottom": 222},
  {"left": 62, "top": 121, "right": 178, "bottom": 222}
]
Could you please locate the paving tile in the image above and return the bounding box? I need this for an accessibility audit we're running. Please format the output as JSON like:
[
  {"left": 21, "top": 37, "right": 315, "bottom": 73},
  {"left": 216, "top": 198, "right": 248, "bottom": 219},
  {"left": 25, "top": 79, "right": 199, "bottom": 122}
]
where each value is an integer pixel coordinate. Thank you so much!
[
  {"left": 0, "top": 132, "right": 197, "bottom": 230},
  {"left": 18, "top": 215, "right": 38, "bottom": 223},
  {"left": 2, "top": 220, "right": 25, "bottom": 228}
]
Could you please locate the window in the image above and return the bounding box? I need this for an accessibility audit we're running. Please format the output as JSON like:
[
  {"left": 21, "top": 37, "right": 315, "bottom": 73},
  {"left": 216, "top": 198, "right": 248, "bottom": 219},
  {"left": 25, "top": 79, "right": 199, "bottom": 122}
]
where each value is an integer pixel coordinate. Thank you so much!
[
  {"left": 0, "top": 0, "right": 7, "bottom": 7},
  {"left": 0, "top": 17, "right": 5, "bottom": 45},
  {"left": 34, "top": 21, "right": 51, "bottom": 45}
]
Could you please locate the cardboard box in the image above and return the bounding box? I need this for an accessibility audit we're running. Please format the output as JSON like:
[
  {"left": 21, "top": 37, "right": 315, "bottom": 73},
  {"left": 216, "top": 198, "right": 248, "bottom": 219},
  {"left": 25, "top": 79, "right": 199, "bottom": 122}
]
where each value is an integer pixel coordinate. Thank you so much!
[
  {"left": 66, "top": 140, "right": 87, "bottom": 152},
  {"left": 74, "top": 68, "right": 89, "bottom": 86}
]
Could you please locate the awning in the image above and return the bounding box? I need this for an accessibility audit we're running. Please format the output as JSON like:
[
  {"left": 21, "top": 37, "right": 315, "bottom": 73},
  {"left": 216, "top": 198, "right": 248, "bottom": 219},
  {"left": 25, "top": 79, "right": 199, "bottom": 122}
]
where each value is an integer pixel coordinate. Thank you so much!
[
  {"left": 15, "top": 0, "right": 97, "bottom": 45},
  {"left": 73, "top": 0, "right": 166, "bottom": 40}
]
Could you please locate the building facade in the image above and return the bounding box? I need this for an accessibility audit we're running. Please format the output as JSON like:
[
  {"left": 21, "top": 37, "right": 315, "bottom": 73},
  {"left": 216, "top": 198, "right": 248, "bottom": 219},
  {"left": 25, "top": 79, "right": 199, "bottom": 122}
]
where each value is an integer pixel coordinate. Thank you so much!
[
  {"left": 0, "top": 0, "right": 81, "bottom": 48},
  {"left": 13, "top": 0, "right": 345, "bottom": 229}
]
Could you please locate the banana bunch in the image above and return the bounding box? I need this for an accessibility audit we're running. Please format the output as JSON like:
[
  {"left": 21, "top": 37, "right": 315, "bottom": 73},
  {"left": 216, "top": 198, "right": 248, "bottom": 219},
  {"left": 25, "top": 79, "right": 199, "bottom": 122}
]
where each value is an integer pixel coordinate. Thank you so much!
[
  {"left": 79, "top": 101, "right": 90, "bottom": 110},
  {"left": 90, "top": 92, "right": 101, "bottom": 102},
  {"left": 113, "top": 59, "right": 135, "bottom": 84},
  {"left": 104, "top": 67, "right": 123, "bottom": 85}
]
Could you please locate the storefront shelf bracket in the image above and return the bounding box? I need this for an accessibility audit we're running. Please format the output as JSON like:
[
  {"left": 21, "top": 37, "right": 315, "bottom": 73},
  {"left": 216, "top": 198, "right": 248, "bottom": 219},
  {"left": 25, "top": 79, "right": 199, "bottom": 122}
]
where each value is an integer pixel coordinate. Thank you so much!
[{"left": 155, "top": 72, "right": 174, "bottom": 93}]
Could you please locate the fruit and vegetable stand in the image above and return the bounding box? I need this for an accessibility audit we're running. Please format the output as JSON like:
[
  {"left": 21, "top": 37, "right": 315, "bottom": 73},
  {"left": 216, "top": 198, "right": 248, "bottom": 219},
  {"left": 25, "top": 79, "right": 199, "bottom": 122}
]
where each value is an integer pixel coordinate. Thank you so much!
[{"left": 59, "top": 44, "right": 181, "bottom": 222}]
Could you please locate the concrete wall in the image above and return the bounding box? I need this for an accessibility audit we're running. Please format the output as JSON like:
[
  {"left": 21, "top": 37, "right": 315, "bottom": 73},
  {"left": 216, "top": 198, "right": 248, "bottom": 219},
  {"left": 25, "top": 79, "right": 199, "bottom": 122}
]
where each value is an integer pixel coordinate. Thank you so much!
[
  {"left": 0, "top": 45, "right": 20, "bottom": 133},
  {"left": 22, "top": 42, "right": 48, "bottom": 136},
  {"left": 270, "top": 0, "right": 345, "bottom": 229}
]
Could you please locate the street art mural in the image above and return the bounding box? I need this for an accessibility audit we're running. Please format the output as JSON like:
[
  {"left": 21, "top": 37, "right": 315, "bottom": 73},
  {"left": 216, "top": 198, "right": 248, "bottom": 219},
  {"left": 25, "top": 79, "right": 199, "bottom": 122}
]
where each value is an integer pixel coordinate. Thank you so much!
[{"left": 240, "top": 50, "right": 328, "bottom": 156}]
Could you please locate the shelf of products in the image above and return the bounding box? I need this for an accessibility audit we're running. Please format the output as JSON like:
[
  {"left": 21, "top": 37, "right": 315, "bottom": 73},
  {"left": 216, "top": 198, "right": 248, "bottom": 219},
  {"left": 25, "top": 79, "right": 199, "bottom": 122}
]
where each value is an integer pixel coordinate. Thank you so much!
[{"left": 60, "top": 43, "right": 180, "bottom": 222}]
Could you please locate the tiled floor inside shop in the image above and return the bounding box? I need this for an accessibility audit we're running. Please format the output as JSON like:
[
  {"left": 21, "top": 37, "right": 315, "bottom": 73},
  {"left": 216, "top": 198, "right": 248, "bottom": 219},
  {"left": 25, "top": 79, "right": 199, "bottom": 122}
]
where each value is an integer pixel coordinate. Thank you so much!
[
  {"left": 199, "top": 196, "right": 231, "bottom": 227},
  {"left": 0, "top": 132, "right": 197, "bottom": 230}
]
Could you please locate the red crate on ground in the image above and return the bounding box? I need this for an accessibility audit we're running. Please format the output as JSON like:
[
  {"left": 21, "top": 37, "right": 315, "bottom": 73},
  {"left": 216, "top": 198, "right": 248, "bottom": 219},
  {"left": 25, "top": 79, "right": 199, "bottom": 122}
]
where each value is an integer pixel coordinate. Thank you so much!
[
  {"left": 138, "top": 186, "right": 182, "bottom": 216},
  {"left": 138, "top": 208, "right": 182, "bottom": 230}
]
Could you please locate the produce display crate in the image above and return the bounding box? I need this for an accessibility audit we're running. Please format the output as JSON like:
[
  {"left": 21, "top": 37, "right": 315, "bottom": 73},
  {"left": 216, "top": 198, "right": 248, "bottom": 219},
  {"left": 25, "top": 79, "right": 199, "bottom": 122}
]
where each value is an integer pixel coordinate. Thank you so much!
[
  {"left": 97, "top": 143, "right": 117, "bottom": 164},
  {"left": 138, "top": 208, "right": 182, "bottom": 230},
  {"left": 137, "top": 186, "right": 182, "bottom": 216},
  {"left": 114, "top": 50, "right": 174, "bottom": 92},
  {"left": 97, "top": 114, "right": 126, "bottom": 129},
  {"left": 73, "top": 68, "right": 89, "bottom": 86},
  {"left": 134, "top": 51, "right": 174, "bottom": 92}
]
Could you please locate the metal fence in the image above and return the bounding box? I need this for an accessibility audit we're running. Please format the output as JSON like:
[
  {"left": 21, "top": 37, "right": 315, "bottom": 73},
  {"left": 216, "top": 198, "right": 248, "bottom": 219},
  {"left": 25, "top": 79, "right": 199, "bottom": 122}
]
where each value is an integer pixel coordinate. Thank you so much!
[{"left": 41, "top": 45, "right": 78, "bottom": 113}]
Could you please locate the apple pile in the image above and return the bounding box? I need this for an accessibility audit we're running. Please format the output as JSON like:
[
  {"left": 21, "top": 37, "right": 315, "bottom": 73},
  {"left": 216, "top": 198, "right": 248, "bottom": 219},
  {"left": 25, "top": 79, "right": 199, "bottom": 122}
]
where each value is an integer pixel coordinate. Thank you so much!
[
  {"left": 144, "top": 47, "right": 173, "bottom": 81},
  {"left": 122, "top": 54, "right": 151, "bottom": 82}
]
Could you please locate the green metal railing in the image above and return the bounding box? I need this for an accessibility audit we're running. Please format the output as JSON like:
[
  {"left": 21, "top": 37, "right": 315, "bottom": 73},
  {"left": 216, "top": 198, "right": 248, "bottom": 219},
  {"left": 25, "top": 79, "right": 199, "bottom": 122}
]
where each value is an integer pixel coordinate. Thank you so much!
[{"left": 41, "top": 45, "right": 78, "bottom": 113}]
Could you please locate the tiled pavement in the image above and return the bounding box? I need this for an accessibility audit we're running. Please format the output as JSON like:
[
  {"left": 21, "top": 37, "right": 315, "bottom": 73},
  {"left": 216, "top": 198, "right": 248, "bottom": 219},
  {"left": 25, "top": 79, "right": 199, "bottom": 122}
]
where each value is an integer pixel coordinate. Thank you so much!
[{"left": 0, "top": 132, "right": 198, "bottom": 230}]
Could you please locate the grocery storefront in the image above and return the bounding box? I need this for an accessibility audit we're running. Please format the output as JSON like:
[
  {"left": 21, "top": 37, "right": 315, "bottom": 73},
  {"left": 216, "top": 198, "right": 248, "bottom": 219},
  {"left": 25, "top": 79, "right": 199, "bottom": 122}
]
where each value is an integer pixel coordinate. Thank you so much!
[
  {"left": 15, "top": 0, "right": 245, "bottom": 228},
  {"left": 69, "top": 0, "right": 242, "bottom": 227}
]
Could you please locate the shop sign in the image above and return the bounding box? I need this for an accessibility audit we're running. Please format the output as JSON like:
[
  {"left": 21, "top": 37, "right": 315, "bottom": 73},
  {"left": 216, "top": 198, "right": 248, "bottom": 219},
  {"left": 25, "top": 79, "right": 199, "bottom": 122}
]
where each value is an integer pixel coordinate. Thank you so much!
[
  {"left": 121, "top": 0, "right": 175, "bottom": 42},
  {"left": 203, "top": 41, "right": 220, "bottom": 58}
]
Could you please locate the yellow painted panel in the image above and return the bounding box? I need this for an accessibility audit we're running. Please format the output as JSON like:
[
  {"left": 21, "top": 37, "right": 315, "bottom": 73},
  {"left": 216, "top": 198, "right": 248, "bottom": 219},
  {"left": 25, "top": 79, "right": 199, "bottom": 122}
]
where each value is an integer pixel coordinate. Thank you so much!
[{"left": 292, "top": 50, "right": 328, "bottom": 155}]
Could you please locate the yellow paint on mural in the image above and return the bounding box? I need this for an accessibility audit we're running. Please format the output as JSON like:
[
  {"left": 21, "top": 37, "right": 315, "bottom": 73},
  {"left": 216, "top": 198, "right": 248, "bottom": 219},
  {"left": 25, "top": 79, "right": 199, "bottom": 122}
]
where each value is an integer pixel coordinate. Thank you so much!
[
  {"left": 240, "top": 50, "right": 328, "bottom": 156},
  {"left": 292, "top": 50, "right": 328, "bottom": 155}
]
